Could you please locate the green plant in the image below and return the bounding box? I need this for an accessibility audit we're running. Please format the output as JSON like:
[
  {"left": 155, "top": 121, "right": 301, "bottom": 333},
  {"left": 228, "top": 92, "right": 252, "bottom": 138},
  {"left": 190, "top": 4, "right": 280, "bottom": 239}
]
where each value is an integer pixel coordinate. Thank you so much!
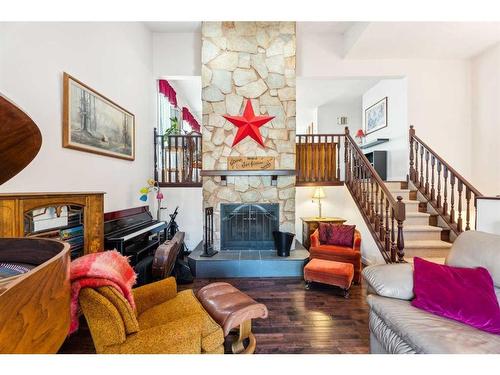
[{"left": 164, "top": 116, "right": 180, "bottom": 136}]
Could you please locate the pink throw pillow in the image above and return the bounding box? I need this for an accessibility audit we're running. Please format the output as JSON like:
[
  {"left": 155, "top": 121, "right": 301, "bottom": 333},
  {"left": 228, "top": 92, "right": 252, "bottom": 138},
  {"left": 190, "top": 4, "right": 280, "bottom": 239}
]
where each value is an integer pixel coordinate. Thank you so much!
[
  {"left": 326, "top": 224, "right": 356, "bottom": 247},
  {"left": 318, "top": 223, "right": 329, "bottom": 244},
  {"left": 412, "top": 257, "right": 500, "bottom": 334}
]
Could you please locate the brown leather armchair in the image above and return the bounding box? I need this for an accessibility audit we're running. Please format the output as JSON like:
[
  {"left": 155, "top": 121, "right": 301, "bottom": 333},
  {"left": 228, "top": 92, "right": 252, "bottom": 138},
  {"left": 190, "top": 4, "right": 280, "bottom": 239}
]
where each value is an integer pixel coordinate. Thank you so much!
[
  {"left": 309, "top": 228, "right": 362, "bottom": 283},
  {"left": 79, "top": 277, "right": 224, "bottom": 354}
]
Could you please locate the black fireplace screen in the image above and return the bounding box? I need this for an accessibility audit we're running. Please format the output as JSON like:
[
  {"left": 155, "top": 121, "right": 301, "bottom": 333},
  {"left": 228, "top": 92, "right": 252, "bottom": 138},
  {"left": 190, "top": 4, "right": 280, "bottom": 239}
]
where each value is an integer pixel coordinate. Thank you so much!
[{"left": 220, "top": 203, "right": 279, "bottom": 250}]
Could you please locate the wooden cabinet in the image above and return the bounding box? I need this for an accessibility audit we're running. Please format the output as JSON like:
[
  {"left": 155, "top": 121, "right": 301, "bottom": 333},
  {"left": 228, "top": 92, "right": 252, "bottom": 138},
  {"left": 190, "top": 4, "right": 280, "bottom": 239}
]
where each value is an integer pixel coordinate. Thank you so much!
[
  {"left": 0, "top": 192, "right": 104, "bottom": 255},
  {"left": 301, "top": 217, "right": 346, "bottom": 249}
]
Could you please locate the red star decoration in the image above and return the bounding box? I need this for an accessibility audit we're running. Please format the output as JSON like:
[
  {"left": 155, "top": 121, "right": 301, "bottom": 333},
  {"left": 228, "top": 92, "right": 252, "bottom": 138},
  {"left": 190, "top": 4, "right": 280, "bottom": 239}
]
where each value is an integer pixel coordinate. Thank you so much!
[{"left": 223, "top": 100, "right": 274, "bottom": 147}]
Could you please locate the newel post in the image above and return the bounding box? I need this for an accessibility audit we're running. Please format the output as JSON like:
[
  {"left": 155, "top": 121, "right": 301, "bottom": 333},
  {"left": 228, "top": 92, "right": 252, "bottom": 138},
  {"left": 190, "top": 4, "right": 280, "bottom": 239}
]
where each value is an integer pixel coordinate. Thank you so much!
[
  {"left": 409, "top": 125, "right": 416, "bottom": 183},
  {"left": 396, "top": 196, "right": 406, "bottom": 262},
  {"left": 344, "top": 126, "right": 350, "bottom": 183}
]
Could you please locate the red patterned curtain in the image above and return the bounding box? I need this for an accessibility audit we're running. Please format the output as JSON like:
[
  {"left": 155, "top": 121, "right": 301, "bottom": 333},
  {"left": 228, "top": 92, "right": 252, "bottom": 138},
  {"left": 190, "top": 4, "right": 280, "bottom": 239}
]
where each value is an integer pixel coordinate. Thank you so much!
[
  {"left": 158, "top": 79, "right": 177, "bottom": 107},
  {"left": 182, "top": 107, "right": 201, "bottom": 133}
]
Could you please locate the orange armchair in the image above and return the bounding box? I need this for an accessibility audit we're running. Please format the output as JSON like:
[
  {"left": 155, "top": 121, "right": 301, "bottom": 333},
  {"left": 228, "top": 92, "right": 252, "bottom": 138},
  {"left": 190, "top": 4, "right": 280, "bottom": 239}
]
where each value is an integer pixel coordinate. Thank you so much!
[{"left": 309, "top": 228, "right": 362, "bottom": 283}]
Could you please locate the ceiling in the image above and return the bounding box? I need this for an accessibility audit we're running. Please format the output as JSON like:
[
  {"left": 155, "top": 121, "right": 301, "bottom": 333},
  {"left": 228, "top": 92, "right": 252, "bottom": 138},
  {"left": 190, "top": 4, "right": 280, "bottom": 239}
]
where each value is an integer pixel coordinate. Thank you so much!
[
  {"left": 144, "top": 22, "right": 201, "bottom": 33},
  {"left": 328, "top": 22, "right": 500, "bottom": 60},
  {"left": 297, "top": 77, "right": 381, "bottom": 109}
]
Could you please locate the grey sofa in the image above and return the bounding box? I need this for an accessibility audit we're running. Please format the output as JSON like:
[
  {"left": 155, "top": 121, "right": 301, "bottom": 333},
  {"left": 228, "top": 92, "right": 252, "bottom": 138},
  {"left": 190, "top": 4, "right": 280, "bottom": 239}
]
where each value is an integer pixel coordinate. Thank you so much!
[{"left": 362, "top": 231, "right": 500, "bottom": 354}]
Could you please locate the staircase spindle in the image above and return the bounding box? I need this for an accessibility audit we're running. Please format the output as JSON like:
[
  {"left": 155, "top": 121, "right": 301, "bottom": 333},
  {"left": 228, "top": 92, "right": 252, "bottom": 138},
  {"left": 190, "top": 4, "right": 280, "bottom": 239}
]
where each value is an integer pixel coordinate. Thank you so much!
[
  {"left": 370, "top": 176, "right": 375, "bottom": 221},
  {"left": 390, "top": 208, "right": 396, "bottom": 263},
  {"left": 430, "top": 155, "right": 436, "bottom": 202},
  {"left": 396, "top": 196, "right": 405, "bottom": 262},
  {"left": 465, "top": 187, "right": 471, "bottom": 231},
  {"left": 457, "top": 180, "right": 463, "bottom": 232},
  {"left": 419, "top": 144, "right": 424, "bottom": 188},
  {"left": 379, "top": 192, "right": 385, "bottom": 240},
  {"left": 337, "top": 139, "right": 341, "bottom": 181},
  {"left": 436, "top": 161, "right": 442, "bottom": 208},
  {"left": 409, "top": 126, "right": 415, "bottom": 182},
  {"left": 425, "top": 150, "right": 430, "bottom": 195},
  {"left": 450, "top": 173, "right": 456, "bottom": 224},
  {"left": 385, "top": 199, "right": 390, "bottom": 254},
  {"left": 443, "top": 166, "right": 448, "bottom": 217},
  {"left": 375, "top": 183, "right": 380, "bottom": 231},
  {"left": 414, "top": 142, "right": 419, "bottom": 185}
]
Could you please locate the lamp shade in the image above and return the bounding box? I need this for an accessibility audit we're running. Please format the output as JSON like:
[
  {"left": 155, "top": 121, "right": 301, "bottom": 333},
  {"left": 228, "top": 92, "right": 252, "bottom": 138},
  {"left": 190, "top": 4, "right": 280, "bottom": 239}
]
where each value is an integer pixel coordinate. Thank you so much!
[
  {"left": 355, "top": 129, "right": 365, "bottom": 138},
  {"left": 312, "top": 187, "right": 326, "bottom": 199}
]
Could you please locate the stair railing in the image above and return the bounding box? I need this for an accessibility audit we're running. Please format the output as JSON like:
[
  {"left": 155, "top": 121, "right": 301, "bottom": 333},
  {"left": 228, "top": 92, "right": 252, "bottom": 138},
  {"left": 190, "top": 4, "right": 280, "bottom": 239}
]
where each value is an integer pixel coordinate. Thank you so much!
[
  {"left": 344, "top": 127, "right": 406, "bottom": 263},
  {"left": 408, "top": 126, "right": 483, "bottom": 234}
]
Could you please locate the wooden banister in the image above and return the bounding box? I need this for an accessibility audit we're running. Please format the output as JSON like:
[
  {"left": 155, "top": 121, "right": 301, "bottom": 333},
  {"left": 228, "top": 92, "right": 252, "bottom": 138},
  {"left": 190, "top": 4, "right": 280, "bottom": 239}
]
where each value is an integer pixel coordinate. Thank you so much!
[
  {"left": 408, "top": 125, "right": 483, "bottom": 234},
  {"left": 343, "top": 127, "right": 406, "bottom": 263}
]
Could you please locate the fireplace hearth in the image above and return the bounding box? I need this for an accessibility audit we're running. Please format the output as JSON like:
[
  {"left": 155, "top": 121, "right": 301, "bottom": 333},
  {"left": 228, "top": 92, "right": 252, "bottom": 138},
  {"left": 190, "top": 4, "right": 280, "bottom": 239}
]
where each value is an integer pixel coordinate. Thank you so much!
[{"left": 220, "top": 203, "right": 279, "bottom": 251}]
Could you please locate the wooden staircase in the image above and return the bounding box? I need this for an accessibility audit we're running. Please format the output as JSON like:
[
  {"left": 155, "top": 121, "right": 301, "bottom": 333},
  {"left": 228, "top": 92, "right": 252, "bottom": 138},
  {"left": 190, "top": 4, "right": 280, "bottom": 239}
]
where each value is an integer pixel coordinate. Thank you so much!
[
  {"left": 385, "top": 181, "right": 452, "bottom": 263},
  {"left": 295, "top": 126, "right": 483, "bottom": 264}
]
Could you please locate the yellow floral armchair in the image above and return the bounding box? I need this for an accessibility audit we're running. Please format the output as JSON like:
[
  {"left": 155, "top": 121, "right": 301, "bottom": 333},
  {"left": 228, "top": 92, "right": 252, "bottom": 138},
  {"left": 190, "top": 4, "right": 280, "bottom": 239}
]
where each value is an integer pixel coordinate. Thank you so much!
[{"left": 79, "top": 277, "right": 224, "bottom": 354}]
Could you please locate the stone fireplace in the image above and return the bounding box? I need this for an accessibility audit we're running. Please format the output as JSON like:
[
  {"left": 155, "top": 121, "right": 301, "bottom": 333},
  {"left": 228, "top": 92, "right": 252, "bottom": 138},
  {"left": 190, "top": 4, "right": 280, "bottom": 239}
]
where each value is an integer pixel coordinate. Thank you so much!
[{"left": 202, "top": 21, "right": 296, "bottom": 251}]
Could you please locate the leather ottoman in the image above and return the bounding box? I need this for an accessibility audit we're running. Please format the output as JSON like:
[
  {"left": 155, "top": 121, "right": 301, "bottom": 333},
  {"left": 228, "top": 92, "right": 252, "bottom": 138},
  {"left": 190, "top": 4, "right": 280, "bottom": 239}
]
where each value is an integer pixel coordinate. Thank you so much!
[
  {"left": 304, "top": 258, "right": 354, "bottom": 297},
  {"left": 196, "top": 282, "right": 268, "bottom": 354}
]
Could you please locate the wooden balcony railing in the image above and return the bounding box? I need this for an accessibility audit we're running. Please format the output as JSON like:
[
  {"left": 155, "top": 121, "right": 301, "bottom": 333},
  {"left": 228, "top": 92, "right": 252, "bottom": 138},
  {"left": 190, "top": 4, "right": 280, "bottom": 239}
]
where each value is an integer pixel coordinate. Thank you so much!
[
  {"left": 409, "top": 126, "right": 483, "bottom": 234},
  {"left": 296, "top": 134, "right": 343, "bottom": 186},
  {"left": 344, "top": 128, "right": 406, "bottom": 263},
  {"left": 154, "top": 129, "right": 202, "bottom": 187}
]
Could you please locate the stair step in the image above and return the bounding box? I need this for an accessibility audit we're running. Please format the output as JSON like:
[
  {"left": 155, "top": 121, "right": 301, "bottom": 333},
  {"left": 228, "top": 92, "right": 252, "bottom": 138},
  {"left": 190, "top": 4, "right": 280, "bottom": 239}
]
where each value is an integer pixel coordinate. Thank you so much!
[
  {"left": 402, "top": 199, "right": 420, "bottom": 213},
  {"left": 384, "top": 181, "right": 405, "bottom": 189},
  {"left": 405, "top": 212, "right": 431, "bottom": 225},
  {"left": 403, "top": 240, "right": 452, "bottom": 259},
  {"left": 403, "top": 225, "right": 443, "bottom": 240},
  {"left": 387, "top": 189, "right": 412, "bottom": 200}
]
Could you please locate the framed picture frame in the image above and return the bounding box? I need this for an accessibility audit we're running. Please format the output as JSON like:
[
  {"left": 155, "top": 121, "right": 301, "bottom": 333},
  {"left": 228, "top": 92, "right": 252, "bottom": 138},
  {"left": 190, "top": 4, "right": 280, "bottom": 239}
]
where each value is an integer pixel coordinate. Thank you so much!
[
  {"left": 63, "top": 73, "right": 135, "bottom": 161},
  {"left": 364, "top": 97, "right": 388, "bottom": 135}
]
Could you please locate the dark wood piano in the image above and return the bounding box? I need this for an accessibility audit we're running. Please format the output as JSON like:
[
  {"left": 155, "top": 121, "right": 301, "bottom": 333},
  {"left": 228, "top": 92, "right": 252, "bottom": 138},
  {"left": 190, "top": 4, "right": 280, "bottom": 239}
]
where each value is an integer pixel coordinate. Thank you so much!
[{"left": 104, "top": 206, "right": 167, "bottom": 284}]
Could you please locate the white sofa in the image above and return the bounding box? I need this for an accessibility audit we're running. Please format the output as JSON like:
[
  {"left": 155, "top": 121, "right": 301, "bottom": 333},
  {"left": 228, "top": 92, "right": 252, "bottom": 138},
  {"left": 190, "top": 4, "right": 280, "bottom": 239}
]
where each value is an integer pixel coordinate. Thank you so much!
[{"left": 362, "top": 231, "right": 500, "bottom": 354}]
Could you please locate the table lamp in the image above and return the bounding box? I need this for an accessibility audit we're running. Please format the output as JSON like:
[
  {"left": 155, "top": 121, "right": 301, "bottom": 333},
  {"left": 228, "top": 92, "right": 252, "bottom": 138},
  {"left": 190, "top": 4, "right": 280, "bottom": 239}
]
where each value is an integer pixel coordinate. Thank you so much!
[
  {"left": 312, "top": 187, "right": 326, "bottom": 218},
  {"left": 355, "top": 129, "right": 365, "bottom": 145}
]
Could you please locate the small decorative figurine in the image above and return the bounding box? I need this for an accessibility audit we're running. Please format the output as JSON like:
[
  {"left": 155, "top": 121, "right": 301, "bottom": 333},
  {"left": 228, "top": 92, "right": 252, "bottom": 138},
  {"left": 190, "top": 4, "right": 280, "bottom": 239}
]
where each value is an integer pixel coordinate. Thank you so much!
[{"left": 139, "top": 178, "right": 165, "bottom": 220}]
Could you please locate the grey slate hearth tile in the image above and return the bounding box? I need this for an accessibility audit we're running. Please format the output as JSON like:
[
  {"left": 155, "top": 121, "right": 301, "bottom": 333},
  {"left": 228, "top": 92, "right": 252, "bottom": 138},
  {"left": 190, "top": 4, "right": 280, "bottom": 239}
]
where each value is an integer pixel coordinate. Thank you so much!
[
  {"left": 238, "top": 260, "right": 262, "bottom": 277},
  {"left": 195, "top": 260, "right": 240, "bottom": 278},
  {"left": 240, "top": 250, "right": 261, "bottom": 260},
  {"left": 260, "top": 259, "right": 305, "bottom": 277}
]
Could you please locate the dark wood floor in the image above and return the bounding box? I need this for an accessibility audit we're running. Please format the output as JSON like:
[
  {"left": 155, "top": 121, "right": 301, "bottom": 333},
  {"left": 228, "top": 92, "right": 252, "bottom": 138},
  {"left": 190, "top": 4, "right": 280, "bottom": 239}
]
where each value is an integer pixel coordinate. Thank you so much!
[{"left": 59, "top": 278, "right": 369, "bottom": 354}]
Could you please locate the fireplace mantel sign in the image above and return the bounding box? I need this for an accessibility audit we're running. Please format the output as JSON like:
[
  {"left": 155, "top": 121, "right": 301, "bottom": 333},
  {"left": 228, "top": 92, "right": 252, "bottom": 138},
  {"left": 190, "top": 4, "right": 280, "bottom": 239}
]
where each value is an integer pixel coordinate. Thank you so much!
[{"left": 228, "top": 156, "right": 275, "bottom": 171}]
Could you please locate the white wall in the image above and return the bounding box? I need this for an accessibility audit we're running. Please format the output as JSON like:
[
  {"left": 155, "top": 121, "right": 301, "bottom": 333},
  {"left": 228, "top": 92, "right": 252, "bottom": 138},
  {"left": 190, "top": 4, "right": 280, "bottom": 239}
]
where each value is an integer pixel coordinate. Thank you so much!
[
  {"left": 297, "top": 30, "right": 473, "bottom": 182},
  {"left": 0, "top": 22, "right": 155, "bottom": 213},
  {"left": 471, "top": 42, "right": 500, "bottom": 196},
  {"left": 296, "top": 107, "right": 317, "bottom": 134},
  {"left": 362, "top": 78, "right": 408, "bottom": 181},
  {"left": 317, "top": 98, "right": 362, "bottom": 134},
  {"left": 157, "top": 187, "right": 203, "bottom": 250},
  {"left": 295, "top": 186, "right": 385, "bottom": 265},
  {"left": 153, "top": 33, "right": 201, "bottom": 77}
]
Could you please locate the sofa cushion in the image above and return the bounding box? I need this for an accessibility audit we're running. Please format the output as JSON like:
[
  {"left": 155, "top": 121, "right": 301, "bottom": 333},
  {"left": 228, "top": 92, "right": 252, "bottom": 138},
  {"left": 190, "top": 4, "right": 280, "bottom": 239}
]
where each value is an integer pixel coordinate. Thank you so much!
[
  {"left": 368, "top": 295, "right": 500, "bottom": 353},
  {"left": 309, "top": 245, "right": 360, "bottom": 261},
  {"left": 446, "top": 231, "right": 500, "bottom": 289},
  {"left": 412, "top": 257, "right": 500, "bottom": 334},
  {"left": 362, "top": 263, "right": 414, "bottom": 300},
  {"left": 137, "top": 289, "right": 224, "bottom": 353},
  {"left": 326, "top": 224, "right": 356, "bottom": 247}
]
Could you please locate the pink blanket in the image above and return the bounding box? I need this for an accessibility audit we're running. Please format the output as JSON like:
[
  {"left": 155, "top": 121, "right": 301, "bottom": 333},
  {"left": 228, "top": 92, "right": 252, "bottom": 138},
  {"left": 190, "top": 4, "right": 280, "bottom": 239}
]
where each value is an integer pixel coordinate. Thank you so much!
[{"left": 69, "top": 250, "right": 136, "bottom": 334}]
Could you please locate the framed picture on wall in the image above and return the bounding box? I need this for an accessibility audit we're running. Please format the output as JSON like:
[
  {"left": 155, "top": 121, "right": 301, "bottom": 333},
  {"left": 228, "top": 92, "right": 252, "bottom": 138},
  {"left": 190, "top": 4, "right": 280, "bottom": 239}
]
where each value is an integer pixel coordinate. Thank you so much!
[
  {"left": 63, "top": 73, "right": 135, "bottom": 160},
  {"left": 364, "top": 97, "right": 387, "bottom": 135}
]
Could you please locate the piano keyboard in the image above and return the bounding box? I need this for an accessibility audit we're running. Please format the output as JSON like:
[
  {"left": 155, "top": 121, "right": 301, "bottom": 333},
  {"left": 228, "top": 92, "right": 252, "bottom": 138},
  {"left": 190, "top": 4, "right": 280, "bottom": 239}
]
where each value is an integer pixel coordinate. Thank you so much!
[{"left": 107, "top": 221, "right": 166, "bottom": 242}]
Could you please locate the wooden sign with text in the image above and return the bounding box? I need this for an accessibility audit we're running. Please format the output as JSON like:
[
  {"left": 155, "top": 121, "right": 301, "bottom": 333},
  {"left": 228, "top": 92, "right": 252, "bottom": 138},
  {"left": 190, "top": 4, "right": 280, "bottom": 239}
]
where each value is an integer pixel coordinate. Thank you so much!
[{"left": 228, "top": 156, "right": 275, "bottom": 170}]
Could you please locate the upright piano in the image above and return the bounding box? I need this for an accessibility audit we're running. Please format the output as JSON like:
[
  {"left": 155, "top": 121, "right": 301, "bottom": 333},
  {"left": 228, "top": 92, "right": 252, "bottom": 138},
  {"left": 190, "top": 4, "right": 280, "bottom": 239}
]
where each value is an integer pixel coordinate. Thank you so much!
[{"left": 104, "top": 206, "right": 167, "bottom": 284}]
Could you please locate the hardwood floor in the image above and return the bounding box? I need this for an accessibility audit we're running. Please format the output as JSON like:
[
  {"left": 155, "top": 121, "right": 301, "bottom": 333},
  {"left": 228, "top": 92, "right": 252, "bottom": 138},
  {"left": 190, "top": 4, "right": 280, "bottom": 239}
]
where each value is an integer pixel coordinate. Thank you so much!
[{"left": 59, "top": 278, "right": 369, "bottom": 354}]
